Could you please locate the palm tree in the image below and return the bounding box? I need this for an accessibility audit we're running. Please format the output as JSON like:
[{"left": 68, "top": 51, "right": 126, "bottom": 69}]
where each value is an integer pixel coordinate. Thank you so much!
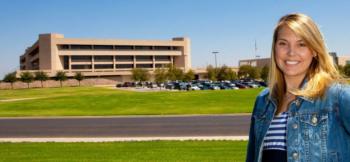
[
  {"left": 20, "top": 72, "right": 34, "bottom": 89},
  {"left": 34, "top": 71, "right": 49, "bottom": 88},
  {"left": 74, "top": 72, "right": 84, "bottom": 87},
  {"left": 55, "top": 71, "right": 67, "bottom": 87}
]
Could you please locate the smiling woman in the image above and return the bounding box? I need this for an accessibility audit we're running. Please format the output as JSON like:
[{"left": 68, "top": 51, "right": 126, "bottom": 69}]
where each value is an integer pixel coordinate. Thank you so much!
[{"left": 246, "top": 13, "right": 350, "bottom": 162}]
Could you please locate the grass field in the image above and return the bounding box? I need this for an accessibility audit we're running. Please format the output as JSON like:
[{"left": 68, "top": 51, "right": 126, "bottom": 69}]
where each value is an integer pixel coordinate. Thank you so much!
[
  {"left": 0, "top": 87, "right": 261, "bottom": 117},
  {"left": 0, "top": 140, "right": 247, "bottom": 162}
]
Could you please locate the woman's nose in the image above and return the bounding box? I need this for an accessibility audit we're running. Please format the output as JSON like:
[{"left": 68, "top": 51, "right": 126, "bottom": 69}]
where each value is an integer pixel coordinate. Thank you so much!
[{"left": 287, "top": 46, "right": 296, "bottom": 56}]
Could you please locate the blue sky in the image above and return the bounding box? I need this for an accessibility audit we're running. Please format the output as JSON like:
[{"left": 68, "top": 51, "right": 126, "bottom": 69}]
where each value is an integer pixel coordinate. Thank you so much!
[{"left": 0, "top": 0, "right": 349, "bottom": 79}]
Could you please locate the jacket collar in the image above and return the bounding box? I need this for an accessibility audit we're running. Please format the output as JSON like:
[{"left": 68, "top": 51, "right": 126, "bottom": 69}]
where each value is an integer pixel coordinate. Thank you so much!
[{"left": 267, "top": 77, "right": 315, "bottom": 105}]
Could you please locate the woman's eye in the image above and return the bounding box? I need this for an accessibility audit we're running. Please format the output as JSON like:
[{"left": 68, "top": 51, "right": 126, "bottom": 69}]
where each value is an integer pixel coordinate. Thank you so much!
[
  {"left": 278, "top": 42, "right": 286, "bottom": 46},
  {"left": 299, "top": 43, "right": 306, "bottom": 47}
]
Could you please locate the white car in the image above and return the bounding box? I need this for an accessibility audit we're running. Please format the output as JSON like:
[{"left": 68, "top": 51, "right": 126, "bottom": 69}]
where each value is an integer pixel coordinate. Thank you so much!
[{"left": 190, "top": 85, "right": 201, "bottom": 90}]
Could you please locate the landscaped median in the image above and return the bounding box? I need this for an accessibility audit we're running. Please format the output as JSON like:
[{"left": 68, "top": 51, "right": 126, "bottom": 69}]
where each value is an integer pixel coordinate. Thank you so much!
[
  {"left": 0, "top": 140, "right": 247, "bottom": 162},
  {"left": 0, "top": 86, "right": 262, "bottom": 117},
  {"left": 0, "top": 87, "right": 253, "bottom": 161}
]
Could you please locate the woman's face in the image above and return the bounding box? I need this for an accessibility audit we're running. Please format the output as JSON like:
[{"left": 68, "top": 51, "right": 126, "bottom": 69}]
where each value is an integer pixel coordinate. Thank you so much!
[{"left": 275, "top": 26, "right": 314, "bottom": 80}]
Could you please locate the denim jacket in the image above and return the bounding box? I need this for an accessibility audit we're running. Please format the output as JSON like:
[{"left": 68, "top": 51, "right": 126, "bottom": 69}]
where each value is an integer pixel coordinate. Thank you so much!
[{"left": 246, "top": 83, "right": 350, "bottom": 162}]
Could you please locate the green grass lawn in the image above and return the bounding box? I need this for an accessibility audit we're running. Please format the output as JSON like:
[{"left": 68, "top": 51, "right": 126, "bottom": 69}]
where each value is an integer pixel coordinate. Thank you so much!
[
  {"left": 0, "top": 140, "right": 247, "bottom": 162},
  {"left": 0, "top": 87, "right": 262, "bottom": 117}
]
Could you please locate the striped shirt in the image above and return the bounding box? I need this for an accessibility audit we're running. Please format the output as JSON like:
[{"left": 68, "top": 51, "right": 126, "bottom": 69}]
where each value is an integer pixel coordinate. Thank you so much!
[{"left": 263, "top": 112, "right": 288, "bottom": 151}]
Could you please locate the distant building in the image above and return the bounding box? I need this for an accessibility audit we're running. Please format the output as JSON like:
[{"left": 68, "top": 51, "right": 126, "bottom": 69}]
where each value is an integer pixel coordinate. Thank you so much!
[
  {"left": 19, "top": 33, "right": 191, "bottom": 82},
  {"left": 239, "top": 58, "right": 270, "bottom": 68},
  {"left": 192, "top": 67, "right": 238, "bottom": 80},
  {"left": 337, "top": 56, "right": 350, "bottom": 66},
  {"left": 239, "top": 52, "right": 350, "bottom": 68}
]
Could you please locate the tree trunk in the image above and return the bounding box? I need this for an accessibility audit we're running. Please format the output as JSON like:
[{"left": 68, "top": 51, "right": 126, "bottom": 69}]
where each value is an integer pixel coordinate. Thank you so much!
[
  {"left": 27, "top": 83, "right": 30, "bottom": 89},
  {"left": 60, "top": 81, "right": 62, "bottom": 87},
  {"left": 78, "top": 81, "right": 81, "bottom": 87},
  {"left": 41, "top": 80, "right": 43, "bottom": 88},
  {"left": 11, "top": 83, "right": 13, "bottom": 89}
]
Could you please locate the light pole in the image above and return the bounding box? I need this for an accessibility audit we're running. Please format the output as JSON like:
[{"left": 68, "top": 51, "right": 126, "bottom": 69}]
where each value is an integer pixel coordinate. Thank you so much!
[{"left": 212, "top": 51, "right": 219, "bottom": 69}]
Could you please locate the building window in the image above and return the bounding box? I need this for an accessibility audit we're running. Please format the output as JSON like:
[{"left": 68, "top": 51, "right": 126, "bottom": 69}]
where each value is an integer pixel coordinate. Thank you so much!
[
  {"left": 94, "top": 64, "right": 113, "bottom": 69},
  {"left": 116, "top": 56, "right": 133, "bottom": 62},
  {"left": 115, "top": 45, "right": 134, "bottom": 50},
  {"left": 63, "top": 56, "right": 69, "bottom": 70},
  {"left": 136, "top": 56, "right": 153, "bottom": 62},
  {"left": 20, "top": 57, "right": 26, "bottom": 63},
  {"left": 155, "top": 56, "right": 170, "bottom": 61},
  {"left": 94, "top": 56, "right": 113, "bottom": 62},
  {"left": 135, "top": 46, "right": 153, "bottom": 50},
  {"left": 155, "top": 64, "right": 169, "bottom": 68},
  {"left": 154, "top": 46, "right": 171, "bottom": 50},
  {"left": 71, "top": 45, "right": 93, "bottom": 50},
  {"left": 71, "top": 64, "right": 92, "bottom": 69},
  {"left": 31, "top": 59, "right": 40, "bottom": 70},
  {"left": 173, "top": 46, "right": 182, "bottom": 51},
  {"left": 71, "top": 56, "right": 92, "bottom": 62},
  {"left": 58, "top": 45, "right": 70, "bottom": 50},
  {"left": 136, "top": 64, "right": 153, "bottom": 68},
  {"left": 94, "top": 45, "right": 114, "bottom": 50},
  {"left": 116, "top": 64, "right": 133, "bottom": 69},
  {"left": 28, "top": 47, "right": 39, "bottom": 56}
]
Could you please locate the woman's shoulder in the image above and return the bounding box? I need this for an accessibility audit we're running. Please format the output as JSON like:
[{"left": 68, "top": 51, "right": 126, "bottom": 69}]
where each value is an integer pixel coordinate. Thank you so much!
[
  {"left": 254, "top": 88, "right": 270, "bottom": 104},
  {"left": 257, "top": 88, "right": 270, "bottom": 98},
  {"left": 326, "top": 82, "right": 350, "bottom": 100}
]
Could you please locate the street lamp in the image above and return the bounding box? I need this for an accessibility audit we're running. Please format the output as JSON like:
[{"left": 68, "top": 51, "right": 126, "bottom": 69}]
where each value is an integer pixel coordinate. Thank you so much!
[{"left": 212, "top": 51, "right": 219, "bottom": 69}]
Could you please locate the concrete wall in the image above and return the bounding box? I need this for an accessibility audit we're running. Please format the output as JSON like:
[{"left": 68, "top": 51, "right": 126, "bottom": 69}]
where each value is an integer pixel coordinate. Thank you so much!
[{"left": 0, "top": 78, "right": 117, "bottom": 90}]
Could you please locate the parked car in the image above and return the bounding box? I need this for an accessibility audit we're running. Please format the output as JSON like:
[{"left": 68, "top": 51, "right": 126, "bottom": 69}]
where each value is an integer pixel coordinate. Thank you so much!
[{"left": 235, "top": 83, "right": 249, "bottom": 89}]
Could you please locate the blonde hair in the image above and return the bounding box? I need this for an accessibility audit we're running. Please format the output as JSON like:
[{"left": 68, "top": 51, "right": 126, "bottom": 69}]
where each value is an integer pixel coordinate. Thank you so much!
[{"left": 269, "top": 13, "right": 342, "bottom": 103}]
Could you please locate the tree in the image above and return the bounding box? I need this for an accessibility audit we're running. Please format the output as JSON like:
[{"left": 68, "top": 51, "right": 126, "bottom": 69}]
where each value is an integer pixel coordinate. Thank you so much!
[
  {"left": 260, "top": 65, "right": 270, "bottom": 82},
  {"left": 34, "top": 71, "right": 49, "bottom": 88},
  {"left": 226, "top": 68, "right": 237, "bottom": 81},
  {"left": 154, "top": 68, "right": 167, "bottom": 88},
  {"left": 344, "top": 64, "right": 350, "bottom": 77},
  {"left": 238, "top": 65, "right": 260, "bottom": 79},
  {"left": 20, "top": 71, "right": 34, "bottom": 88},
  {"left": 132, "top": 68, "right": 150, "bottom": 85},
  {"left": 166, "top": 65, "right": 184, "bottom": 81},
  {"left": 337, "top": 65, "right": 344, "bottom": 75},
  {"left": 3, "top": 72, "right": 17, "bottom": 89},
  {"left": 55, "top": 71, "right": 67, "bottom": 87},
  {"left": 206, "top": 65, "right": 217, "bottom": 81},
  {"left": 183, "top": 69, "right": 195, "bottom": 82},
  {"left": 217, "top": 65, "right": 230, "bottom": 81},
  {"left": 74, "top": 72, "right": 85, "bottom": 87}
]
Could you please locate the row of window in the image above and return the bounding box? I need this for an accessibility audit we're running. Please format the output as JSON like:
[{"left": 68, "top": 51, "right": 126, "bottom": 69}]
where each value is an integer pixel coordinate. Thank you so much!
[
  {"left": 68, "top": 64, "right": 169, "bottom": 70},
  {"left": 68, "top": 55, "right": 171, "bottom": 62},
  {"left": 59, "top": 45, "right": 182, "bottom": 51},
  {"left": 28, "top": 47, "right": 39, "bottom": 56}
]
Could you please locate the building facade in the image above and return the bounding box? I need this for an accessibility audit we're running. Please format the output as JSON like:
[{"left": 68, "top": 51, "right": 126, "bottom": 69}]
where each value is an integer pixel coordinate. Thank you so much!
[
  {"left": 238, "top": 58, "right": 270, "bottom": 68},
  {"left": 338, "top": 56, "right": 350, "bottom": 66},
  {"left": 19, "top": 33, "right": 191, "bottom": 82},
  {"left": 239, "top": 53, "right": 350, "bottom": 68}
]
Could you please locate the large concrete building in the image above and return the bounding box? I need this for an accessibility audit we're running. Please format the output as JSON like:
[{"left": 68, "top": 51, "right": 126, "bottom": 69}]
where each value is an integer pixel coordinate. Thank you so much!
[{"left": 19, "top": 33, "right": 191, "bottom": 82}]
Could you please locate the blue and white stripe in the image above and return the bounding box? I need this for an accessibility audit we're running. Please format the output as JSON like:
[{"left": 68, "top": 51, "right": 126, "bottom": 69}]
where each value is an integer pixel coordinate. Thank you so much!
[{"left": 263, "top": 112, "right": 288, "bottom": 151}]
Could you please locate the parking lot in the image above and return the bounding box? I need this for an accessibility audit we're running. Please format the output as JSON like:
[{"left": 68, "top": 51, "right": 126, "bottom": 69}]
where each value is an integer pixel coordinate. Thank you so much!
[{"left": 116, "top": 79, "right": 267, "bottom": 92}]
